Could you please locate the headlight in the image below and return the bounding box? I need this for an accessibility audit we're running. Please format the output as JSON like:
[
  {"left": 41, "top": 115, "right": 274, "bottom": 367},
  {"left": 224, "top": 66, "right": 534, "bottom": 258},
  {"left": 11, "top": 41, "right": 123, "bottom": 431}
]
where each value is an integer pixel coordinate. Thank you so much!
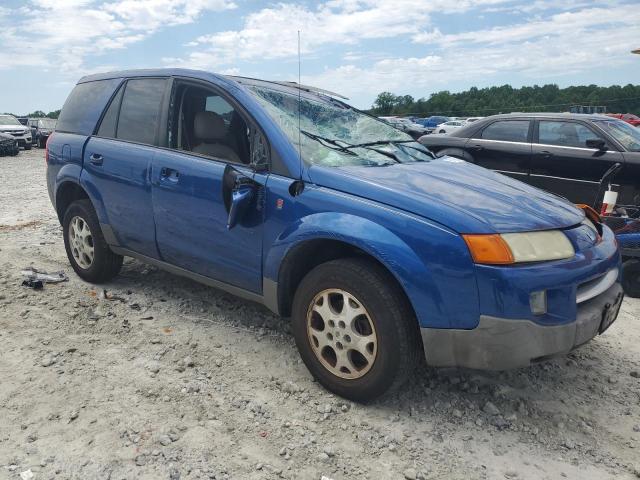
[{"left": 463, "top": 230, "right": 575, "bottom": 265}]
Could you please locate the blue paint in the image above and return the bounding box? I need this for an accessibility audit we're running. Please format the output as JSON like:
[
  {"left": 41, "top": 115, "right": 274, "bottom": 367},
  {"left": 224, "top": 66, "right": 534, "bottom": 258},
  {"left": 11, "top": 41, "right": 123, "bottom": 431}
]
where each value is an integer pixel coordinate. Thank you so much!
[{"left": 47, "top": 69, "right": 621, "bottom": 337}]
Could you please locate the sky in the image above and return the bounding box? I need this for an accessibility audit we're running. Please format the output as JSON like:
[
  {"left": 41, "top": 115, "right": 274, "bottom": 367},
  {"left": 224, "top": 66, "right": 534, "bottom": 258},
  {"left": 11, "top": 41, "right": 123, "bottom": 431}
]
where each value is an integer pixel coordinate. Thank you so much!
[{"left": 1, "top": 0, "right": 639, "bottom": 114}]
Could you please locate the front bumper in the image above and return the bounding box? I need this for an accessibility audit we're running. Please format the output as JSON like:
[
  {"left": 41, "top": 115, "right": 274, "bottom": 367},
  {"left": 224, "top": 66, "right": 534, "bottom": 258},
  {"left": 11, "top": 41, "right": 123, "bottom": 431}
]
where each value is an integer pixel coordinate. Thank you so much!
[{"left": 421, "top": 282, "right": 623, "bottom": 369}]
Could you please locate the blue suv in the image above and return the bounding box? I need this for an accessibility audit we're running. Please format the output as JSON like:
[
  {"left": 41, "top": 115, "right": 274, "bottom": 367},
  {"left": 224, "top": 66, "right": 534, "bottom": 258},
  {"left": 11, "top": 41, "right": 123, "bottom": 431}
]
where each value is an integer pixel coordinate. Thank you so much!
[{"left": 47, "top": 70, "right": 623, "bottom": 400}]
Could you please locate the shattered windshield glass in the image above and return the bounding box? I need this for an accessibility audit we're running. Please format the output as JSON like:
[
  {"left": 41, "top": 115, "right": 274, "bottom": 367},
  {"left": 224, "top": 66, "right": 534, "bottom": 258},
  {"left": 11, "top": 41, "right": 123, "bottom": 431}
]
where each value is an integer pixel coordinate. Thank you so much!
[{"left": 248, "top": 86, "right": 432, "bottom": 167}]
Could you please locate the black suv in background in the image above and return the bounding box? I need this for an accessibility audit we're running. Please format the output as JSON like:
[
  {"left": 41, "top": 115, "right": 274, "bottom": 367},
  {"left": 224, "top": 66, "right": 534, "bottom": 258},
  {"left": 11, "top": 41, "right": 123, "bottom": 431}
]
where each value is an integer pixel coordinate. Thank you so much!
[
  {"left": 28, "top": 118, "right": 57, "bottom": 148},
  {"left": 419, "top": 113, "right": 640, "bottom": 206}
]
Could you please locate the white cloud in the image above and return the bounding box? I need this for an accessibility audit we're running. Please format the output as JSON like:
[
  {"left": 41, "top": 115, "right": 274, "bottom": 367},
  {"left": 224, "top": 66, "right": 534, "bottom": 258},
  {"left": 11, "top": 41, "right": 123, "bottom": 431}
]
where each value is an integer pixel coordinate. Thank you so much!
[
  {"left": 0, "top": 0, "right": 236, "bottom": 76},
  {"left": 303, "top": 4, "right": 640, "bottom": 106},
  {"left": 167, "top": 0, "right": 511, "bottom": 69}
]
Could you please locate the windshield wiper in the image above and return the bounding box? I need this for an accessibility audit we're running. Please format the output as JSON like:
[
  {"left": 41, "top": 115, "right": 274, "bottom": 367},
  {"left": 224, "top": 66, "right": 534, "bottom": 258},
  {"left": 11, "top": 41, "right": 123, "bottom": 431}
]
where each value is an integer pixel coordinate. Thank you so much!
[
  {"left": 300, "top": 130, "right": 357, "bottom": 155},
  {"left": 301, "top": 130, "right": 401, "bottom": 163},
  {"left": 343, "top": 139, "right": 415, "bottom": 149}
]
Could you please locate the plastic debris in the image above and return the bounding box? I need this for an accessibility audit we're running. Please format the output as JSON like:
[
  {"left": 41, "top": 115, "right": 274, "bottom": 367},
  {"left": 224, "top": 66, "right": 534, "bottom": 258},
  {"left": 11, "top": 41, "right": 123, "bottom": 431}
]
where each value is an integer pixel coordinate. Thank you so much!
[
  {"left": 21, "top": 267, "right": 68, "bottom": 284},
  {"left": 20, "top": 469, "right": 34, "bottom": 480},
  {"left": 21, "top": 279, "right": 44, "bottom": 290}
]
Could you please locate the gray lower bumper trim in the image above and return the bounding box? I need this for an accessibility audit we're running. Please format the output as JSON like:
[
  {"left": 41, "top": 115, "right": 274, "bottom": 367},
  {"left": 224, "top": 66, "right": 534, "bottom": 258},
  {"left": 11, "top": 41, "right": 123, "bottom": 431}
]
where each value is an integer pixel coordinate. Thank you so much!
[{"left": 421, "top": 282, "right": 623, "bottom": 370}]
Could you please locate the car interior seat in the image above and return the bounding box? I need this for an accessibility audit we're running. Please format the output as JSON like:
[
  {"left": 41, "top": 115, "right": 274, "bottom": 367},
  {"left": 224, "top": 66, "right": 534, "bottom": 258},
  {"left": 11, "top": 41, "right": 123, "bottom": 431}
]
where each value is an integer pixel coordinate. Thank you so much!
[{"left": 192, "top": 111, "right": 241, "bottom": 163}]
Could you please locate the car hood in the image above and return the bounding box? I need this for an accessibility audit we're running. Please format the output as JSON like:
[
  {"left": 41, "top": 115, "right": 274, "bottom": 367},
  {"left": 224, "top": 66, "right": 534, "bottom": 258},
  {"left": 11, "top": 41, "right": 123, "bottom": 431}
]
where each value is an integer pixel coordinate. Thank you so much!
[
  {"left": 0, "top": 125, "right": 27, "bottom": 132},
  {"left": 308, "top": 157, "right": 584, "bottom": 234}
]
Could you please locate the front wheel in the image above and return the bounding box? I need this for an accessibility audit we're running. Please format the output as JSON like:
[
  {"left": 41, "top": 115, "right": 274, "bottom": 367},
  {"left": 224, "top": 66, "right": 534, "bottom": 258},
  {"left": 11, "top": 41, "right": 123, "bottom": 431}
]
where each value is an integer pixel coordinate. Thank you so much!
[
  {"left": 63, "top": 199, "right": 123, "bottom": 283},
  {"left": 622, "top": 259, "right": 640, "bottom": 298},
  {"left": 291, "top": 258, "right": 421, "bottom": 402},
  {"left": 438, "top": 129, "right": 446, "bottom": 134}
]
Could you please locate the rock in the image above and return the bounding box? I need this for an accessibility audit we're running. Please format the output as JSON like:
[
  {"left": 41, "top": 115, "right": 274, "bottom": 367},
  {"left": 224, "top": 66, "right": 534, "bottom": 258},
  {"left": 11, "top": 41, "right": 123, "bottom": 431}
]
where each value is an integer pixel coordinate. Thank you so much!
[
  {"left": 633, "top": 425, "right": 640, "bottom": 433},
  {"left": 135, "top": 454, "right": 147, "bottom": 466},
  {"left": 68, "top": 411, "right": 79, "bottom": 423},
  {"left": 483, "top": 401, "right": 500, "bottom": 416},
  {"left": 403, "top": 467, "right": 417, "bottom": 480},
  {"left": 323, "top": 445, "right": 335, "bottom": 457},
  {"left": 317, "top": 452, "right": 331, "bottom": 463},
  {"left": 159, "top": 434, "right": 172, "bottom": 446},
  {"left": 631, "top": 371, "right": 640, "bottom": 378},
  {"left": 41, "top": 355, "right": 56, "bottom": 367},
  {"left": 183, "top": 356, "right": 194, "bottom": 367},
  {"left": 452, "top": 409, "right": 463, "bottom": 418},
  {"left": 504, "top": 470, "right": 519, "bottom": 478},
  {"left": 168, "top": 430, "right": 180, "bottom": 442},
  {"left": 169, "top": 468, "right": 181, "bottom": 480}
]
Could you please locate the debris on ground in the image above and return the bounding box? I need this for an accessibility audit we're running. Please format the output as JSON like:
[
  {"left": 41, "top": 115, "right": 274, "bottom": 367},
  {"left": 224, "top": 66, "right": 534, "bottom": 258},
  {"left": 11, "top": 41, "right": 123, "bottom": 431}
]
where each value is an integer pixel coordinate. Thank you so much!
[{"left": 21, "top": 266, "right": 68, "bottom": 284}]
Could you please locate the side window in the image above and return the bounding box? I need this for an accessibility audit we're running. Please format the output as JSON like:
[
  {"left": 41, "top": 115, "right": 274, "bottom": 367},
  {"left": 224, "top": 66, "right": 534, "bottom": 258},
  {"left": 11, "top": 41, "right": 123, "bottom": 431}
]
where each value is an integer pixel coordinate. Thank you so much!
[
  {"left": 116, "top": 78, "right": 167, "bottom": 145},
  {"left": 480, "top": 120, "right": 530, "bottom": 142},
  {"left": 169, "top": 84, "right": 253, "bottom": 165},
  {"left": 538, "top": 121, "right": 602, "bottom": 148},
  {"left": 56, "top": 79, "right": 121, "bottom": 135},
  {"left": 96, "top": 85, "right": 124, "bottom": 138}
]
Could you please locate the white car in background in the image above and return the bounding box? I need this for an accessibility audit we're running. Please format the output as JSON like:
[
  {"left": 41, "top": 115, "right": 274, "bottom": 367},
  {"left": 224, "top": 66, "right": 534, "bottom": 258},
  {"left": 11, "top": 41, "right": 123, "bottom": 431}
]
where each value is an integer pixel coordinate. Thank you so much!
[
  {"left": 0, "top": 115, "right": 32, "bottom": 150},
  {"left": 434, "top": 120, "right": 467, "bottom": 134}
]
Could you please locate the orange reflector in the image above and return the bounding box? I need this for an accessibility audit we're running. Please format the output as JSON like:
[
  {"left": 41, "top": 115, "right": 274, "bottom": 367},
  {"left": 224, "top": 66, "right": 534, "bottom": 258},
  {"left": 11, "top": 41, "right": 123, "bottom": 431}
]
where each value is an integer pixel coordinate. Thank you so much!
[
  {"left": 576, "top": 204, "right": 601, "bottom": 223},
  {"left": 462, "top": 234, "right": 515, "bottom": 265}
]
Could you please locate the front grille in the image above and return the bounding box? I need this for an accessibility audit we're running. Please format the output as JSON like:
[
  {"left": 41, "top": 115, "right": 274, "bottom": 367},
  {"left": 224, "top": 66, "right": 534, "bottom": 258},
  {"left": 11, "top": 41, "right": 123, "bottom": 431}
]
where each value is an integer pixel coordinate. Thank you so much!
[{"left": 576, "top": 268, "right": 618, "bottom": 304}]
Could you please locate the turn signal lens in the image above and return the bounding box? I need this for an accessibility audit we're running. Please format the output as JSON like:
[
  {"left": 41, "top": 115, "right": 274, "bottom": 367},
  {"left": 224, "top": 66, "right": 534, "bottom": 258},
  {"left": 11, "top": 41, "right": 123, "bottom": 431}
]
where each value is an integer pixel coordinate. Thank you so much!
[{"left": 462, "top": 234, "right": 514, "bottom": 265}]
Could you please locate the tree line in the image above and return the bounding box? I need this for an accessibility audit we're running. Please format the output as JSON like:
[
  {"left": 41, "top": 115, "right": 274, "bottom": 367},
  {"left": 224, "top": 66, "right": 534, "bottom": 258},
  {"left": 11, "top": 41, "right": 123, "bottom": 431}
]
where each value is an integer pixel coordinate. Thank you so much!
[
  {"left": 369, "top": 84, "right": 640, "bottom": 117},
  {"left": 2, "top": 110, "right": 61, "bottom": 119}
]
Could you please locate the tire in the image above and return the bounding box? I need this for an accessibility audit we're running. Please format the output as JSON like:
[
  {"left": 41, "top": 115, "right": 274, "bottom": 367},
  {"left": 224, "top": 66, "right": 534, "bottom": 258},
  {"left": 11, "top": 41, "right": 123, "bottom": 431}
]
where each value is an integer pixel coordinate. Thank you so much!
[
  {"left": 24, "top": 143, "right": 32, "bottom": 150},
  {"left": 439, "top": 129, "right": 446, "bottom": 134},
  {"left": 622, "top": 259, "right": 640, "bottom": 298},
  {"left": 291, "top": 258, "right": 421, "bottom": 402},
  {"left": 63, "top": 199, "right": 123, "bottom": 283},
  {"left": 39, "top": 137, "right": 45, "bottom": 148}
]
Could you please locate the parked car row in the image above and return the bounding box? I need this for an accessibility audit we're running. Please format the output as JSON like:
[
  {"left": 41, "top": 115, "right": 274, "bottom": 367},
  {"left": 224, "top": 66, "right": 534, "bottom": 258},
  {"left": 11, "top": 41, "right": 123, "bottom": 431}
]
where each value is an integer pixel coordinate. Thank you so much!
[{"left": 0, "top": 114, "right": 56, "bottom": 152}]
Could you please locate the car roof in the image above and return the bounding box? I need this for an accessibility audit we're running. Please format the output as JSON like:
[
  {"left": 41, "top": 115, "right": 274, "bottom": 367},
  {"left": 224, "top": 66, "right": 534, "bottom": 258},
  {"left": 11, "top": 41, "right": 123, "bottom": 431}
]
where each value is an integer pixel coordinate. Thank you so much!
[
  {"left": 477, "top": 112, "right": 612, "bottom": 121},
  {"left": 77, "top": 68, "right": 348, "bottom": 103}
]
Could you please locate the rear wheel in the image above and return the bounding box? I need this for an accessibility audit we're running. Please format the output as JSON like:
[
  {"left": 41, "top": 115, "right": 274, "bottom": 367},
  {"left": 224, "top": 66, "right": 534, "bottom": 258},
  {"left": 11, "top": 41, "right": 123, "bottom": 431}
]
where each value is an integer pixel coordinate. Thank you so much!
[
  {"left": 63, "top": 199, "right": 123, "bottom": 283},
  {"left": 622, "top": 259, "right": 640, "bottom": 298},
  {"left": 291, "top": 258, "right": 421, "bottom": 402}
]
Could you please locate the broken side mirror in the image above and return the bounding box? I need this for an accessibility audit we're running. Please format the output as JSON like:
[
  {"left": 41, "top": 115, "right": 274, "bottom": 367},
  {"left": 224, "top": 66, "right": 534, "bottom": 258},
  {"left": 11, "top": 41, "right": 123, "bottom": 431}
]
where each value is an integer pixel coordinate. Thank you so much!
[
  {"left": 227, "top": 182, "right": 255, "bottom": 229},
  {"left": 223, "top": 165, "right": 256, "bottom": 230}
]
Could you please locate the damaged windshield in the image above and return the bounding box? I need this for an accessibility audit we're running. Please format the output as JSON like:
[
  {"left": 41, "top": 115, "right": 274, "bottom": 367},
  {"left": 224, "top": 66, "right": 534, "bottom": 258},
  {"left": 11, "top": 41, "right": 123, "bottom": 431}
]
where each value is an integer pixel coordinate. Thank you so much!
[{"left": 248, "top": 86, "right": 433, "bottom": 167}]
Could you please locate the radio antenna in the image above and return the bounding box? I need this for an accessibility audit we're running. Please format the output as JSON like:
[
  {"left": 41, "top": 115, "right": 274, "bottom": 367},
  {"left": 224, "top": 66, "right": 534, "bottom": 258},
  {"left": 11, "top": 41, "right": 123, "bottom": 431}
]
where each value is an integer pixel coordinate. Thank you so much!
[{"left": 297, "top": 30, "right": 303, "bottom": 182}]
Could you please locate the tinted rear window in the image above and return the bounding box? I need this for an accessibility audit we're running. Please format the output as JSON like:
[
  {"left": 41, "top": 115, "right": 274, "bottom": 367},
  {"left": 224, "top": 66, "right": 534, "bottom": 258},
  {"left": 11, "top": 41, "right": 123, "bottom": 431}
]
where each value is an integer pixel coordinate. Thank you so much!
[
  {"left": 56, "top": 79, "right": 122, "bottom": 135},
  {"left": 481, "top": 120, "right": 530, "bottom": 142},
  {"left": 116, "top": 78, "right": 167, "bottom": 145}
]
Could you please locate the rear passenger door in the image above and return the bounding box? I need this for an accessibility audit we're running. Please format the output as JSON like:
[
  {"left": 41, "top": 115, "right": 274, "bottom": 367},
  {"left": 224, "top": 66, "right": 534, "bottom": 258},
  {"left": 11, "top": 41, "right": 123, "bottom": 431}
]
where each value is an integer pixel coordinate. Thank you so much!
[
  {"left": 82, "top": 77, "right": 169, "bottom": 258},
  {"left": 529, "top": 120, "right": 625, "bottom": 203},
  {"left": 467, "top": 119, "right": 532, "bottom": 181}
]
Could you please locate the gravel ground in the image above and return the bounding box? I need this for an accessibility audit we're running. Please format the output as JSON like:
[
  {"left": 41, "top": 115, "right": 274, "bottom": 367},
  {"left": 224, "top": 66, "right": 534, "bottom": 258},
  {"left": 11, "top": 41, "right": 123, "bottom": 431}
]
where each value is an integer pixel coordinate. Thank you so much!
[{"left": 1, "top": 148, "right": 640, "bottom": 480}]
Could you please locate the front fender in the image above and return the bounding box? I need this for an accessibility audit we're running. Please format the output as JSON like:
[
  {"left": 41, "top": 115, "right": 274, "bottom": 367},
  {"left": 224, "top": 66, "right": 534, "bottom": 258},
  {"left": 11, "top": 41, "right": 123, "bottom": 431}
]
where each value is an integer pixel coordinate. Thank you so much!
[{"left": 264, "top": 209, "right": 479, "bottom": 329}]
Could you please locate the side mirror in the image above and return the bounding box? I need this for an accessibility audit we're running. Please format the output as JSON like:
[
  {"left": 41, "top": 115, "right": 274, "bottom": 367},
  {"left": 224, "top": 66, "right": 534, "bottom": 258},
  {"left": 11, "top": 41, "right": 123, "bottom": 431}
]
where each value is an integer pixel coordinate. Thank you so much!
[
  {"left": 227, "top": 182, "right": 254, "bottom": 230},
  {"left": 586, "top": 138, "right": 606, "bottom": 150}
]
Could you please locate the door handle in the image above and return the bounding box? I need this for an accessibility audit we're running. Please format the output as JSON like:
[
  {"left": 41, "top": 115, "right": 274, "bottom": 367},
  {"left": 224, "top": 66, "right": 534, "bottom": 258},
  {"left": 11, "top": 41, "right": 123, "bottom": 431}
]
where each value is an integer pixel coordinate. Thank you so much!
[
  {"left": 539, "top": 150, "right": 553, "bottom": 158},
  {"left": 160, "top": 167, "right": 179, "bottom": 181},
  {"left": 89, "top": 153, "right": 103, "bottom": 165},
  {"left": 471, "top": 144, "right": 484, "bottom": 152}
]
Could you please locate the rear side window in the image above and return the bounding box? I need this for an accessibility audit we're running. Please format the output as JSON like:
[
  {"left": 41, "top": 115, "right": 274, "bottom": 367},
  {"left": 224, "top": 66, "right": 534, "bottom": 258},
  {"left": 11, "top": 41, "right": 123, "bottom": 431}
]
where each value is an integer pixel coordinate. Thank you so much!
[
  {"left": 538, "top": 121, "right": 600, "bottom": 148},
  {"left": 116, "top": 79, "right": 167, "bottom": 145},
  {"left": 481, "top": 120, "right": 530, "bottom": 142},
  {"left": 57, "top": 79, "right": 121, "bottom": 135},
  {"left": 97, "top": 86, "right": 124, "bottom": 138}
]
